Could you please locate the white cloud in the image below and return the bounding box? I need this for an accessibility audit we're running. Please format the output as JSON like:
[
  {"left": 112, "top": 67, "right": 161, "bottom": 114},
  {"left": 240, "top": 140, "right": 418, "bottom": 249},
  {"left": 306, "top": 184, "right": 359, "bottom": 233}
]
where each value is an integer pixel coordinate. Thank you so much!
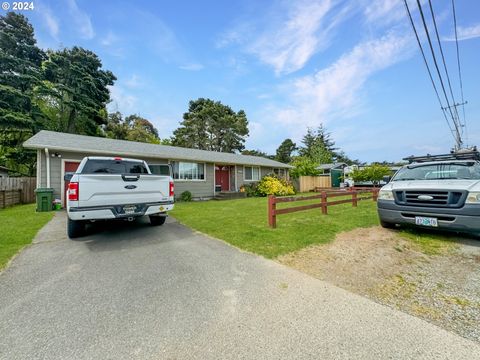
[
  {"left": 107, "top": 85, "right": 137, "bottom": 113},
  {"left": 363, "top": 0, "right": 404, "bottom": 25},
  {"left": 179, "top": 63, "right": 204, "bottom": 71},
  {"left": 40, "top": 6, "right": 60, "bottom": 39},
  {"left": 66, "top": 0, "right": 95, "bottom": 39},
  {"left": 218, "top": 0, "right": 353, "bottom": 75},
  {"left": 125, "top": 74, "right": 142, "bottom": 89},
  {"left": 272, "top": 31, "right": 413, "bottom": 133},
  {"left": 444, "top": 23, "right": 480, "bottom": 41},
  {"left": 101, "top": 31, "right": 118, "bottom": 46}
]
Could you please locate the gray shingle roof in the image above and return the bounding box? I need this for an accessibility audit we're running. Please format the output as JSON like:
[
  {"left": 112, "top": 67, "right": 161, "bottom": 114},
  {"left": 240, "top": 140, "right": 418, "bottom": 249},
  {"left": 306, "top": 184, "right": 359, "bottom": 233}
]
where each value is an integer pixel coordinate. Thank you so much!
[
  {"left": 316, "top": 163, "right": 347, "bottom": 170},
  {"left": 24, "top": 131, "right": 292, "bottom": 168}
]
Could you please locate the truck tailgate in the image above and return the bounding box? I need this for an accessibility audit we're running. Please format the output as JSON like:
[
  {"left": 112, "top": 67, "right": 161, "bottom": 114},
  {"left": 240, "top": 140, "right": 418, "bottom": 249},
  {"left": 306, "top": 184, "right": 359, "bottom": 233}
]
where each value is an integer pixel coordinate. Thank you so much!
[{"left": 77, "top": 174, "right": 170, "bottom": 207}]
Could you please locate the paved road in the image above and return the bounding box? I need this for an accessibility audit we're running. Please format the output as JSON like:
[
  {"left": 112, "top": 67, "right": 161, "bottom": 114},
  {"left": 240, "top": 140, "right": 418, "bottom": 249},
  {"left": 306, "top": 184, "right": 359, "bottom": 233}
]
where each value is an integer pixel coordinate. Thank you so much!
[{"left": 1, "top": 212, "right": 479, "bottom": 359}]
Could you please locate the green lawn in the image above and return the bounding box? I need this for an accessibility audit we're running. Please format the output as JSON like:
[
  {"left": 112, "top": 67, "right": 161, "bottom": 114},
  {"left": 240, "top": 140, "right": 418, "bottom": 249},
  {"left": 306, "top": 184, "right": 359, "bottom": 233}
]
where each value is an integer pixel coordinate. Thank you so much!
[
  {"left": 0, "top": 204, "right": 54, "bottom": 269},
  {"left": 171, "top": 196, "right": 379, "bottom": 258}
]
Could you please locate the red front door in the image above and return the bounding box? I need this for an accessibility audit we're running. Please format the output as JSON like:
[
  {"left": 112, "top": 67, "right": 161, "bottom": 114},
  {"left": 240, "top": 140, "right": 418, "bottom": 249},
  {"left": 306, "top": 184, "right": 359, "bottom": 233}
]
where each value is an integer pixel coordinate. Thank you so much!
[
  {"left": 64, "top": 161, "right": 81, "bottom": 206},
  {"left": 215, "top": 166, "right": 230, "bottom": 191}
]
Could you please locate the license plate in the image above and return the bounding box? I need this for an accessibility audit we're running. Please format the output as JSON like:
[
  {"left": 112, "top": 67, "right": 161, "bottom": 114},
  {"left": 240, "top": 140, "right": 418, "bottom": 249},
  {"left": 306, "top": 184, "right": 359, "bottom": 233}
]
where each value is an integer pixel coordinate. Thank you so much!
[
  {"left": 123, "top": 206, "right": 136, "bottom": 215},
  {"left": 415, "top": 216, "right": 438, "bottom": 227}
]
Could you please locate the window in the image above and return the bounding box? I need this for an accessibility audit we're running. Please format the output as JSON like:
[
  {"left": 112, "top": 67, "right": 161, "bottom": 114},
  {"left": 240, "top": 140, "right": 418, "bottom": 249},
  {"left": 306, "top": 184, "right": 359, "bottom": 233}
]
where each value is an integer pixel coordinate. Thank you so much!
[
  {"left": 172, "top": 161, "right": 205, "bottom": 180},
  {"left": 81, "top": 159, "right": 148, "bottom": 174},
  {"left": 244, "top": 166, "right": 260, "bottom": 181},
  {"left": 149, "top": 164, "right": 172, "bottom": 176},
  {"left": 274, "top": 168, "right": 285, "bottom": 178}
]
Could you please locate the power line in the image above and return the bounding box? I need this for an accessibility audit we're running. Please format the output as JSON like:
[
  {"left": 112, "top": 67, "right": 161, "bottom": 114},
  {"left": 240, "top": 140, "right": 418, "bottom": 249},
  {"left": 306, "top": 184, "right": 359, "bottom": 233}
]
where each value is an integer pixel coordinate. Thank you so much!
[
  {"left": 415, "top": 0, "right": 462, "bottom": 149},
  {"left": 427, "top": 0, "right": 462, "bottom": 134},
  {"left": 403, "top": 0, "right": 455, "bottom": 141},
  {"left": 452, "top": 0, "right": 468, "bottom": 142}
]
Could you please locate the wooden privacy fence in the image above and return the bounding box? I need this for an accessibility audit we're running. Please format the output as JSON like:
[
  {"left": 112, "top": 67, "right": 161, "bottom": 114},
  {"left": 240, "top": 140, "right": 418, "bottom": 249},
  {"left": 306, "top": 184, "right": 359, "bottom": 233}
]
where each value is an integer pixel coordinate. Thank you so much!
[
  {"left": 267, "top": 188, "right": 379, "bottom": 228},
  {"left": 0, "top": 177, "right": 36, "bottom": 209},
  {"left": 297, "top": 175, "right": 331, "bottom": 192}
]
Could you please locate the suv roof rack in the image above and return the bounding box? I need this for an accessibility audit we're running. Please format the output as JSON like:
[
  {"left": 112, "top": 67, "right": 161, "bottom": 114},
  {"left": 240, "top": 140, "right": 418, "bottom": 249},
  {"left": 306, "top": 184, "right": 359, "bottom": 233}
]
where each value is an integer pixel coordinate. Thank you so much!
[{"left": 403, "top": 148, "right": 480, "bottom": 163}]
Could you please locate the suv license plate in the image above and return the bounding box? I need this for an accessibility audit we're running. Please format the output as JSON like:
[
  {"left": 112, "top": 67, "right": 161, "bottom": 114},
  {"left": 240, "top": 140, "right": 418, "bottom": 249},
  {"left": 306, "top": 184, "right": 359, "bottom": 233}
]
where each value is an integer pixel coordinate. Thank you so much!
[
  {"left": 123, "top": 206, "right": 136, "bottom": 215},
  {"left": 415, "top": 216, "right": 438, "bottom": 227}
]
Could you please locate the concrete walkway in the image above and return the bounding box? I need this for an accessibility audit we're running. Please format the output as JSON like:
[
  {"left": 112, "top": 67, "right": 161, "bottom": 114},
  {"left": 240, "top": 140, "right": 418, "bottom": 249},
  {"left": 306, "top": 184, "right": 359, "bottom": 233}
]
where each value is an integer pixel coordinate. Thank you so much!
[{"left": 1, "top": 212, "right": 479, "bottom": 359}]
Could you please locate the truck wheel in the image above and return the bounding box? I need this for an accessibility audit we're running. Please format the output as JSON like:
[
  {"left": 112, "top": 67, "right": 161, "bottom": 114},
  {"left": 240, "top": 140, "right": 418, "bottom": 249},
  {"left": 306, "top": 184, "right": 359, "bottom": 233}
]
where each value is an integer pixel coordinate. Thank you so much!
[
  {"left": 67, "top": 218, "right": 85, "bottom": 238},
  {"left": 149, "top": 215, "right": 166, "bottom": 226},
  {"left": 380, "top": 219, "right": 396, "bottom": 229}
]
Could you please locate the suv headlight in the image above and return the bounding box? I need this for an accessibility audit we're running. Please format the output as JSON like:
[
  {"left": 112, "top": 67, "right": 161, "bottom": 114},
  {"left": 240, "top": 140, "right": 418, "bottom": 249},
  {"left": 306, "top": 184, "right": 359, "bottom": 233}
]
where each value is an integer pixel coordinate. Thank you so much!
[
  {"left": 466, "top": 192, "right": 480, "bottom": 204},
  {"left": 378, "top": 189, "right": 394, "bottom": 200}
]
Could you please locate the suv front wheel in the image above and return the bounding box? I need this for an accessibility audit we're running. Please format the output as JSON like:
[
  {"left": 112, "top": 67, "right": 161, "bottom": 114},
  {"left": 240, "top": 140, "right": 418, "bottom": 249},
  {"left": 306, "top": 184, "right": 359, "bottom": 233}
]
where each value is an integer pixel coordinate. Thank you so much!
[{"left": 380, "top": 219, "right": 396, "bottom": 229}]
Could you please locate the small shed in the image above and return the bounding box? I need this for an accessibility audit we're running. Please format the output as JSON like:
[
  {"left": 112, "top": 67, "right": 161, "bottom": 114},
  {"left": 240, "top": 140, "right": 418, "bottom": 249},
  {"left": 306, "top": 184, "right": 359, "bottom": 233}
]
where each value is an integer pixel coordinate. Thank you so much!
[{"left": 316, "top": 163, "right": 347, "bottom": 187}]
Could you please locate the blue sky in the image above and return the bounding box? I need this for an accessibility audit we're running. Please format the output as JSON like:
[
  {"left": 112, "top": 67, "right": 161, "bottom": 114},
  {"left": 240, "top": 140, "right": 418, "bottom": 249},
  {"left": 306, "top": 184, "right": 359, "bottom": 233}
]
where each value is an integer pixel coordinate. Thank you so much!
[{"left": 5, "top": 0, "right": 480, "bottom": 162}]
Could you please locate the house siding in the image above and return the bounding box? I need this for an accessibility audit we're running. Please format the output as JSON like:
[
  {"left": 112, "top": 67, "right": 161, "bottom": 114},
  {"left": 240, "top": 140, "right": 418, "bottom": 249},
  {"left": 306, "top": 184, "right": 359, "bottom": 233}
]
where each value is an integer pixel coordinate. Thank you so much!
[
  {"left": 174, "top": 163, "right": 215, "bottom": 199},
  {"left": 36, "top": 149, "right": 288, "bottom": 201}
]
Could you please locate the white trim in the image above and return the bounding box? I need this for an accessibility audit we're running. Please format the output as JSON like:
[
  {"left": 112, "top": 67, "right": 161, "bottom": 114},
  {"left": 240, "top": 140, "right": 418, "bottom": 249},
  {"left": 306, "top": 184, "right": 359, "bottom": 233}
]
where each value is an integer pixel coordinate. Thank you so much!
[
  {"left": 212, "top": 162, "right": 215, "bottom": 196},
  {"left": 60, "top": 158, "right": 81, "bottom": 206},
  {"left": 243, "top": 165, "right": 261, "bottom": 181},
  {"left": 36, "top": 150, "right": 41, "bottom": 188},
  {"left": 45, "top": 148, "right": 50, "bottom": 188},
  {"left": 171, "top": 161, "right": 207, "bottom": 182},
  {"left": 234, "top": 165, "right": 237, "bottom": 191}
]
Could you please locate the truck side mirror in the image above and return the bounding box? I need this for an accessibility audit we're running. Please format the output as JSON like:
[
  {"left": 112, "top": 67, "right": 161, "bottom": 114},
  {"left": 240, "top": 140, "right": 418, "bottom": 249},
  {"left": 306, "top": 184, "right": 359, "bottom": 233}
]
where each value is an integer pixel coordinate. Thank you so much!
[
  {"left": 383, "top": 175, "right": 391, "bottom": 183},
  {"left": 64, "top": 172, "right": 74, "bottom": 182}
]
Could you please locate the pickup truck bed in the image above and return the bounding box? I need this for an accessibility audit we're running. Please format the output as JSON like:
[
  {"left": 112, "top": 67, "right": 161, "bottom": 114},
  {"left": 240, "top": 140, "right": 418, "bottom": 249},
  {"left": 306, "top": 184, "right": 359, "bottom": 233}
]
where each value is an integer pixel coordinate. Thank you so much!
[{"left": 66, "top": 157, "right": 174, "bottom": 238}]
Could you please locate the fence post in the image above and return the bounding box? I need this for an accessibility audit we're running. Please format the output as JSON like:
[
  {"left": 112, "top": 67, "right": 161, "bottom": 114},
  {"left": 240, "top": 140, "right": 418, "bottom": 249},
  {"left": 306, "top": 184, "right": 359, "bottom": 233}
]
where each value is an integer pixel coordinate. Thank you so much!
[
  {"left": 321, "top": 191, "right": 327, "bottom": 215},
  {"left": 352, "top": 190, "right": 358, "bottom": 207},
  {"left": 268, "top": 195, "right": 277, "bottom": 228},
  {"left": 372, "top": 188, "right": 379, "bottom": 201}
]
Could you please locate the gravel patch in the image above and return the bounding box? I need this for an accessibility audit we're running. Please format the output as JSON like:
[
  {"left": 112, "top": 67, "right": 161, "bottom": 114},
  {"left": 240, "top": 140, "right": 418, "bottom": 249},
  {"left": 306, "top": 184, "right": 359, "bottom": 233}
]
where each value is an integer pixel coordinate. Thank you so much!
[{"left": 278, "top": 227, "right": 480, "bottom": 343}]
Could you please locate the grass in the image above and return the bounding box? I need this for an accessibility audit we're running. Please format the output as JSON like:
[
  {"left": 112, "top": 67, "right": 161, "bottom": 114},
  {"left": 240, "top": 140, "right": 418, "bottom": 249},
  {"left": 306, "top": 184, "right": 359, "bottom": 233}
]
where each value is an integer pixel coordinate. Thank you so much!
[
  {"left": 398, "top": 227, "right": 458, "bottom": 255},
  {"left": 171, "top": 195, "right": 379, "bottom": 258},
  {"left": 0, "top": 204, "right": 54, "bottom": 269}
]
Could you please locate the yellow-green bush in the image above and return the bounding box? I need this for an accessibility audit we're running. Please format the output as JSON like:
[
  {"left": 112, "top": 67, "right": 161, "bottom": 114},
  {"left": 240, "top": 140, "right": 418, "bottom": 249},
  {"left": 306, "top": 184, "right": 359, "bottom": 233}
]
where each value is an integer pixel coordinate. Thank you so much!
[{"left": 256, "top": 176, "right": 295, "bottom": 196}]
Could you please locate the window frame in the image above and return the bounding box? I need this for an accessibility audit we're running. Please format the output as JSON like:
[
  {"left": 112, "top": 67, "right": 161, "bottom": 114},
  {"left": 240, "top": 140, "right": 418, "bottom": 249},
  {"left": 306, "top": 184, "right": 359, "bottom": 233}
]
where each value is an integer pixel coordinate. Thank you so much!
[
  {"left": 171, "top": 161, "right": 206, "bottom": 182},
  {"left": 244, "top": 166, "right": 261, "bottom": 181}
]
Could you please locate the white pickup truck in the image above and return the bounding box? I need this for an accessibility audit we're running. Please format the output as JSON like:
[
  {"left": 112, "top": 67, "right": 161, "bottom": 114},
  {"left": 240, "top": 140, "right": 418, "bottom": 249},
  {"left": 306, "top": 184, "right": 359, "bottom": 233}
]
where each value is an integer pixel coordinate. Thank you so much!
[{"left": 65, "top": 156, "right": 174, "bottom": 238}]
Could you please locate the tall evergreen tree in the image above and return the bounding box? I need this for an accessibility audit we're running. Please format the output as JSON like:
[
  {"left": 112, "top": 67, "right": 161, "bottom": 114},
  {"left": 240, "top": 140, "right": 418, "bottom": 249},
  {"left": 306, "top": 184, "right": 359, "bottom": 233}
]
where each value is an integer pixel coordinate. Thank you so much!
[
  {"left": 172, "top": 98, "right": 249, "bottom": 153},
  {"left": 275, "top": 138, "right": 297, "bottom": 163},
  {"left": 298, "top": 126, "right": 337, "bottom": 164},
  {"left": 0, "top": 12, "right": 45, "bottom": 175},
  {"left": 36, "top": 46, "right": 116, "bottom": 135}
]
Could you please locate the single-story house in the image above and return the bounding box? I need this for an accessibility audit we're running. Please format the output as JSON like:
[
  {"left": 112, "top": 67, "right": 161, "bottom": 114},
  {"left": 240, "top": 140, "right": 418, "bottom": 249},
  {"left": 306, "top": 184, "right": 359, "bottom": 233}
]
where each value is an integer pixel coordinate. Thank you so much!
[{"left": 24, "top": 130, "right": 292, "bottom": 205}]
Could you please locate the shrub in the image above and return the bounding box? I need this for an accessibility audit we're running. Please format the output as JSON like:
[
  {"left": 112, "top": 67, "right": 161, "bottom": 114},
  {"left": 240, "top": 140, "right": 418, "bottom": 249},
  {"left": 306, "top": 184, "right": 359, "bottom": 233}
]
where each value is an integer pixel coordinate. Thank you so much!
[
  {"left": 239, "top": 183, "right": 257, "bottom": 197},
  {"left": 180, "top": 190, "right": 192, "bottom": 202},
  {"left": 256, "top": 175, "right": 295, "bottom": 196}
]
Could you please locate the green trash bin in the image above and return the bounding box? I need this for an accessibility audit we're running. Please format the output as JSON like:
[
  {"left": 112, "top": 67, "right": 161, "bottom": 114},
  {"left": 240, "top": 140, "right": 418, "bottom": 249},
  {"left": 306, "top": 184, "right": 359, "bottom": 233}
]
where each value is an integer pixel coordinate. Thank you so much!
[{"left": 35, "top": 188, "right": 54, "bottom": 212}]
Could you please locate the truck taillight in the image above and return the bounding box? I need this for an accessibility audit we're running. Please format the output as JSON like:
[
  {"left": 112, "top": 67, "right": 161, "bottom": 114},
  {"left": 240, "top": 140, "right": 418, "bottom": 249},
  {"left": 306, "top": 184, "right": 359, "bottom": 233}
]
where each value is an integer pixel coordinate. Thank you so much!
[
  {"left": 68, "top": 182, "right": 79, "bottom": 201},
  {"left": 169, "top": 181, "right": 174, "bottom": 197}
]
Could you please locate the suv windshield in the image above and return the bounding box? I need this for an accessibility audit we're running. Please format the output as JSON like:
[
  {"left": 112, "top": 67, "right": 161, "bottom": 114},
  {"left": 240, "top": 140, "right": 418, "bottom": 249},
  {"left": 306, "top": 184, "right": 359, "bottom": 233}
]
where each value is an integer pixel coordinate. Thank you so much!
[
  {"left": 393, "top": 162, "right": 480, "bottom": 181},
  {"left": 81, "top": 159, "right": 149, "bottom": 174}
]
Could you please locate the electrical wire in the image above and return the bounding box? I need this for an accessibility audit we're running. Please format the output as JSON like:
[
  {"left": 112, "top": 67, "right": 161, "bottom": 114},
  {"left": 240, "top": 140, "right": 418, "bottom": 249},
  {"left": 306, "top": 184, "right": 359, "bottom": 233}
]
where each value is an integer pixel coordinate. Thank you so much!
[
  {"left": 452, "top": 0, "right": 468, "bottom": 144},
  {"left": 428, "top": 0, "right": 461, "bottom": 133},
  {"left": 403, "top": 0, "right": 456, "bottom": 141},
  {"left": 415, "top": 0, "right": 462, "bottom": 148}
]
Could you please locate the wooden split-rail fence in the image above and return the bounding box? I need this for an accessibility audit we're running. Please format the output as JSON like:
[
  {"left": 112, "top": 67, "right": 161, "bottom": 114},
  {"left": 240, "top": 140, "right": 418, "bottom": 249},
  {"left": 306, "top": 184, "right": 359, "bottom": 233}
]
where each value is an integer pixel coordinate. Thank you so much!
[
  {"left": 267, "top": 187, "right": 379, "bottom": 228},
  {"left": 0, "top": 177, "right": 36, "bottom": 209}
]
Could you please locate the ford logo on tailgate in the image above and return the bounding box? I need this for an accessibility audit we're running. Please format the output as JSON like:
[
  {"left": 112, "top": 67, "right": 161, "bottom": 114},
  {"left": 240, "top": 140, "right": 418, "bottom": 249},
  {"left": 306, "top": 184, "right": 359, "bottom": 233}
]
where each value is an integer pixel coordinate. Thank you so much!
[
  {"left": 417, "top": 195, "right": 433, "bottom": 201},
  {"left": 125, "top": 185, "right": 137, "bottom": 190}
]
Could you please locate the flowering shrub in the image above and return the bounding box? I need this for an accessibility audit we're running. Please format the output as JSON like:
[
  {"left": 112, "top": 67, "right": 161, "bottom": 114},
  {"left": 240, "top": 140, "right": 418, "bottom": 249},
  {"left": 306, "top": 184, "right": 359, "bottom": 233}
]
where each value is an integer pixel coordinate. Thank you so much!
[{"left": 255, "top": 175, "right": 295, "bottom": 196}]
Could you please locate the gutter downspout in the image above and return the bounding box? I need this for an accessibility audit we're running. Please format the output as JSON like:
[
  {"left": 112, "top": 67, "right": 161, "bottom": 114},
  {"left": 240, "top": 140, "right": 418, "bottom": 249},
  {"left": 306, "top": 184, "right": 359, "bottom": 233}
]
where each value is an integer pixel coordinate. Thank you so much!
[{"left": 44, "top": 148, "right": 50, "bottom": 188}]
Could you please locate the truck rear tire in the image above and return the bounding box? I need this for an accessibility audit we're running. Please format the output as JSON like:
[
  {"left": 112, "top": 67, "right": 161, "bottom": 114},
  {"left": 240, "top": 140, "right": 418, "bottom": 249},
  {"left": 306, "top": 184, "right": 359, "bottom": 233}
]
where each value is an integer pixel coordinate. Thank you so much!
[
  {"left": 380, "top": 219, "right": 396, "bottom": 229},
  {"left": 149, "top": 215, "right": 166, "bottom": 226},
  {"left": 67, "top": 218, "right": 85, "bottom": 238}
]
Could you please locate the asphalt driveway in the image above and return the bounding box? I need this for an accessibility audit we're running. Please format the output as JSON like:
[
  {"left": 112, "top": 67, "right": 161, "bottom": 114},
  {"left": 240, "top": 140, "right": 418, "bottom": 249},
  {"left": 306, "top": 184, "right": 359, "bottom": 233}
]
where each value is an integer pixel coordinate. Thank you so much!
[{"left": 1, "top": 212, "right": 479, "bottom": 359}]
